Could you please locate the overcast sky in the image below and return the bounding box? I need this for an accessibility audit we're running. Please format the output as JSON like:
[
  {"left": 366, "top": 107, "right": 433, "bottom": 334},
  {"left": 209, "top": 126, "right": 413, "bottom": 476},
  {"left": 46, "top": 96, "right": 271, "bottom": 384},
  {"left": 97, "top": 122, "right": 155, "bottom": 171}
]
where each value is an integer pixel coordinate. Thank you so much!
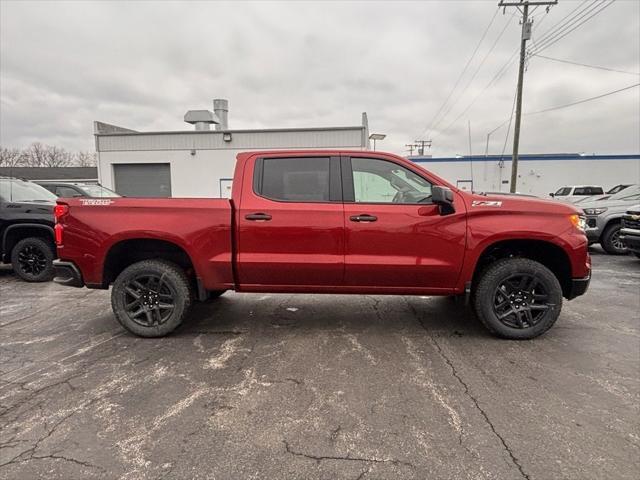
[{"left": 1, "top": 0, "right": 638, "bottom": 157}]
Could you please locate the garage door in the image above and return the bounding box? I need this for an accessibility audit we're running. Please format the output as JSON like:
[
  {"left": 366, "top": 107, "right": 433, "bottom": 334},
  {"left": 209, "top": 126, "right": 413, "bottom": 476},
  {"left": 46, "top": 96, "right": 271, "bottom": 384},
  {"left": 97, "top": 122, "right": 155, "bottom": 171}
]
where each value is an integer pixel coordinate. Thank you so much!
[{"left": 113, "top": 163, "right": 171, "bottom": 197}]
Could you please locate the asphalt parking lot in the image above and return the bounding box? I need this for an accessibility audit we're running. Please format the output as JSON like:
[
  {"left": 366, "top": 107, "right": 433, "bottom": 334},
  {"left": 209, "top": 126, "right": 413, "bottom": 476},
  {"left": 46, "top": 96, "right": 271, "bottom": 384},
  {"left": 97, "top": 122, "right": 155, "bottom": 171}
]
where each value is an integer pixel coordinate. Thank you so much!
[{"left": 0, "top": 247, "right": 638, "bottom": 480}]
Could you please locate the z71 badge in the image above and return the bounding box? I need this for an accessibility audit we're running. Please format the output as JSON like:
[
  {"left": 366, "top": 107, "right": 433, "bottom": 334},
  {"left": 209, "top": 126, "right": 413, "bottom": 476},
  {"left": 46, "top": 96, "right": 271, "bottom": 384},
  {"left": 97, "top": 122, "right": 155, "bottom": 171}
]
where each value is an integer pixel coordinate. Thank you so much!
[
  {"left": 79, "top": 199, "right": 115, "bottom": 206},
  {"left": 472, "top": 200, "right": 502, "bottom": 207}
]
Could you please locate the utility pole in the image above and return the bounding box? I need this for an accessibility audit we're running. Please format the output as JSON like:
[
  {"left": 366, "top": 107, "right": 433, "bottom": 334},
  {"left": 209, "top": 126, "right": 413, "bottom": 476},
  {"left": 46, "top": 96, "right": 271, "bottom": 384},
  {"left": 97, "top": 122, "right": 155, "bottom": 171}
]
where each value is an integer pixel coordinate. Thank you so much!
[
  {"left": 499, "top": 1, "right": 556, "bottom": 193},
  {"left": 413, "top": 139, "right": 432, "bottom": 156},
  {"left": 405, "top": 144, "right": 417, "bottom": 156}
]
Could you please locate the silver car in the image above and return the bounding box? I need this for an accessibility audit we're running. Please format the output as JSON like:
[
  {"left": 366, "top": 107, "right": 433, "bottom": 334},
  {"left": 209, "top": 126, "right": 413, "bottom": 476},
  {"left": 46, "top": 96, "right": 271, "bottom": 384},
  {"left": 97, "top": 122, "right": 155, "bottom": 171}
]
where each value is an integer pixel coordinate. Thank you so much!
[{"left": 582, "top": 185, "right": 640, "bottom": 254}]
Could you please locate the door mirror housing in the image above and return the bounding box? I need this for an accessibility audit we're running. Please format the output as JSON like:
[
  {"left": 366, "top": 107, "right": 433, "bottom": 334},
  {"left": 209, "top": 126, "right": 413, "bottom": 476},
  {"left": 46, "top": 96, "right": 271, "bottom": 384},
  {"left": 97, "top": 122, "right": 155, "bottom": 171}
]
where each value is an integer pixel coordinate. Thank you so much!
[{"left": 432, "top": 186, "right": 455, "bottom": 215}]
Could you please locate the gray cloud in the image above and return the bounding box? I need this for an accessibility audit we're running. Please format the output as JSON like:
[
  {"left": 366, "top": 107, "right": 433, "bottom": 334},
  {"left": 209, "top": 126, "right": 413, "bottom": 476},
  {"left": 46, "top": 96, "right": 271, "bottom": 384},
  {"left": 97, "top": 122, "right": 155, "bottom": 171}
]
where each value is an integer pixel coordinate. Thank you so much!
[{"left": 1, "top": 0, "right": 638, "bottom": 156}]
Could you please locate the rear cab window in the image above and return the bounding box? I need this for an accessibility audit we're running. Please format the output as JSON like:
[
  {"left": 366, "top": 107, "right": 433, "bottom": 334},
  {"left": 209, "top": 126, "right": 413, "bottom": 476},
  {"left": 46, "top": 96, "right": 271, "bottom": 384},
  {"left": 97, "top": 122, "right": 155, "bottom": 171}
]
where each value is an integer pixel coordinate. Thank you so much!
[{"left": 253, "top": 157, "right": 340, "bottom": 202}]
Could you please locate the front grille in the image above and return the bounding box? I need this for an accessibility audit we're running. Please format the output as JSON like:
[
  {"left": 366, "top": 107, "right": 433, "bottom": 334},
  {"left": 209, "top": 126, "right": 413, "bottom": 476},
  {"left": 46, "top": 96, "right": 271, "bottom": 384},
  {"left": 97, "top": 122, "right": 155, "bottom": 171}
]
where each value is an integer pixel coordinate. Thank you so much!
[{"left": 622, "top": 216, "right": 640, "bottom": 230}]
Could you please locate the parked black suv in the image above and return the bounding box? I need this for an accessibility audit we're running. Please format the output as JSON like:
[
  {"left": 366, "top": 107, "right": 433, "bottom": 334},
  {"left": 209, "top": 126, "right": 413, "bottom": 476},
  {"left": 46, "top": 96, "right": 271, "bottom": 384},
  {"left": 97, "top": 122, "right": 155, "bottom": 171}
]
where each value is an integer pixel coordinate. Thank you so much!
[{"left": 0, "top": 177, "right": 57, "bottom": 281}]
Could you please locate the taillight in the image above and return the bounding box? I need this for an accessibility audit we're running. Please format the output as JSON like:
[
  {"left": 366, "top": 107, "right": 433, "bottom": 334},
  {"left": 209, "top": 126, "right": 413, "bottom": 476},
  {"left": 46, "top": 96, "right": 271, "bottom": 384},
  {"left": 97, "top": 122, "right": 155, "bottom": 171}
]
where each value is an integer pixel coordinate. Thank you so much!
[
  {"left": 54, "top": 204, "right": 68, "bottom": 223},
  {"left": 54, "top": 204, "right": 69, "bottom": 246}
]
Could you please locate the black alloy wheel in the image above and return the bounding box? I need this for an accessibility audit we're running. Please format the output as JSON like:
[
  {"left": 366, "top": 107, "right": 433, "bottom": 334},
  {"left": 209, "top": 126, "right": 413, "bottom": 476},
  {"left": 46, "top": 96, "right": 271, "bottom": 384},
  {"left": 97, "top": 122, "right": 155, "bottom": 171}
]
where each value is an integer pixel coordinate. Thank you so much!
[
  {"left": 10, "top": 237, "right": 55, "bottom": 282},
  {"left": 122, "top": 274, "right": 176, "bottom": 327},
  {"left": 473, "top": 257, "right": 563, "bottom": 339},
  {"left": 17, "top": 244, "right": 48, "bottom": 277},
  {"left": 492, "top": 273, "right": 554, "bottom": 329},
  {"left": 111, "top": 259, "right": 192, "bottom": 337}
]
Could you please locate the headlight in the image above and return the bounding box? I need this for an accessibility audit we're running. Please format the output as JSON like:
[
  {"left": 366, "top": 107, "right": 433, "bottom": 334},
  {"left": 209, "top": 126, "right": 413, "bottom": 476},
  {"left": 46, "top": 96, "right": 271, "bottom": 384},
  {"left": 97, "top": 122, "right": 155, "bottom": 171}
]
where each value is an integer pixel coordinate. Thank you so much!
[
  {"left": 583, "top": 207, "right": 608, "bottom": 215},
  {"left": 569, "top": 214, "right": 587, "bottom": 231}
]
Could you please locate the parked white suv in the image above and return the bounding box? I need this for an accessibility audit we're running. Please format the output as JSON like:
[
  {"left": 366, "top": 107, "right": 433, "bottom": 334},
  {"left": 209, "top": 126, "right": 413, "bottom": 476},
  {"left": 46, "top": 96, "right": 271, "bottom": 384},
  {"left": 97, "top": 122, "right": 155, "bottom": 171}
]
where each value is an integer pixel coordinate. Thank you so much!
[{"left": 550, "top": 185, "right": 604, "bottom": 203}]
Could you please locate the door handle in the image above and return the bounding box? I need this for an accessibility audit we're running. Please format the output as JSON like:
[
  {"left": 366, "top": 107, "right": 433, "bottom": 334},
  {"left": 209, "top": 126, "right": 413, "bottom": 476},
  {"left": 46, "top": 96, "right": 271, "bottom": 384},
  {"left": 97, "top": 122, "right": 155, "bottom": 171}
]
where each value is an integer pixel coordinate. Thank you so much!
[
  {"left": 245, "top": 213, "right": 272, "bottom": 221},
  {"left": 349, "top": 214, "right": 377, "bottom": 222}
]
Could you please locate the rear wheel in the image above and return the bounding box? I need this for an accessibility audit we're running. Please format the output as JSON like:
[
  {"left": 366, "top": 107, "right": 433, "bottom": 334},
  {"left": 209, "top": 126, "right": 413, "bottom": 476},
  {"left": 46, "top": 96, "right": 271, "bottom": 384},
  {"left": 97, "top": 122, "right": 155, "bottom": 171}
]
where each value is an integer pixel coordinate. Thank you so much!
[
  {"left": 11, "top": 237, "right": 55, "bottom": 282},
  {"left": 601, "top": 223, "right": 627, "bottom": 255},
  {"left": 111, "top": 259, "right": 193, "bottom": 337},
  {"left": 473, "top": 258, "right": 562, "bottom": 339}
]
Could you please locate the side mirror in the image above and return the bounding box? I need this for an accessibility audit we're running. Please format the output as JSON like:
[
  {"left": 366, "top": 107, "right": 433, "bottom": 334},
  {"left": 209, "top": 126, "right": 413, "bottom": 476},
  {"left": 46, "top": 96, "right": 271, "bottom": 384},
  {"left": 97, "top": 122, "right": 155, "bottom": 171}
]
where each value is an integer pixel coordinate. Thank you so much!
[
  {"left": 549, "top": 193, "right": 555, "bottom": 197},
  {"left": 432, "top": 186, "right": 455, "bottom": 215}
]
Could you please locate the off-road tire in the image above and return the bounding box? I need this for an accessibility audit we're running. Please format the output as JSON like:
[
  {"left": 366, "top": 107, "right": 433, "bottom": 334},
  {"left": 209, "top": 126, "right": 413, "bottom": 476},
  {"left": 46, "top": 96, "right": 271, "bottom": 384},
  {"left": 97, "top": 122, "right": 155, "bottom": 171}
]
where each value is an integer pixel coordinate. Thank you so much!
[
  {"left": 601, "top": 223, "right": 627, "bottom": 255},
  {"left": 10, "top": 237, "right": 55, "bottom": 282},
  {"left": 111, "top": 259, "right": 193, "bottom": 337},
  {"left": 473, "top": 258, "right": 563, "bottom": 340}
]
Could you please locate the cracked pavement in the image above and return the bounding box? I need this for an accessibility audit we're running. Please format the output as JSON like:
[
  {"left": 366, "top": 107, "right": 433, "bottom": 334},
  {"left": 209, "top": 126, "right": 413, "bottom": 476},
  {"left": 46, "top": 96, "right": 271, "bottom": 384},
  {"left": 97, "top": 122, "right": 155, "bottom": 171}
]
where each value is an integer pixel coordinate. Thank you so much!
[{"left": 0, "top": 247, "right": 638, "bottom": 479}]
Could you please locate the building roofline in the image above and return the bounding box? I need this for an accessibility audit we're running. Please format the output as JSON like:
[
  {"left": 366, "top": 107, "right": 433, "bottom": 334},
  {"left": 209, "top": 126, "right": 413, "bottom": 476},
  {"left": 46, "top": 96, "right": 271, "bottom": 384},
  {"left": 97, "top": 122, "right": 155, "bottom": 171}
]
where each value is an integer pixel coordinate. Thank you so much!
[{"left": 94, "top": 124, "right": 366, "bottom": 137}]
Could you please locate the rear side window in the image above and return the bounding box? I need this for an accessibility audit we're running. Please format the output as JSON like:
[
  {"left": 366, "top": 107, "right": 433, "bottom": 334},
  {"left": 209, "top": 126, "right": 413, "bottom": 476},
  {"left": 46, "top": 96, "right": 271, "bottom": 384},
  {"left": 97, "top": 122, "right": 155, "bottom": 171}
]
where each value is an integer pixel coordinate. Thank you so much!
[
  {"left": 257, "top": 157, "right": 331, "bottom": 202},
  {"left": 56, "top": 186, "right": 82, "bottom": 198}
]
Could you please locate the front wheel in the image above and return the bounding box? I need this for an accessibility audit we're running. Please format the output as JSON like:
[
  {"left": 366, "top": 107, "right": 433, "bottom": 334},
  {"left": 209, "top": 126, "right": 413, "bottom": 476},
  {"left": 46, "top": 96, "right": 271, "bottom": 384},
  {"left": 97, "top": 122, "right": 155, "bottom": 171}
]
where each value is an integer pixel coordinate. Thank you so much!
[
  {"left": 601, "top": 223, "right": 627, "bottom": 255},
  {"left": 111, "top": 259, "right": 193, "bottom": 337},
  {"left": 473, "top": 258, "right": 563, "bottom": 339}
]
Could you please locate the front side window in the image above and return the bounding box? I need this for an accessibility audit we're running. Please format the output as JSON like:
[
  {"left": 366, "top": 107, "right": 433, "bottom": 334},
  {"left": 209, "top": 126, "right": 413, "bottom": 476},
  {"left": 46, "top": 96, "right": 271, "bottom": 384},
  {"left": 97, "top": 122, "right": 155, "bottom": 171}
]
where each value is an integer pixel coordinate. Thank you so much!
[
  {"left": 555, "top": 187, "right": 571, "bottom": 196},
  {"left": 258, "top": 157, "right": 331, "bottom": 202},
  {"left": 351, "top": 157, "right": 432, "bottom": 204}
]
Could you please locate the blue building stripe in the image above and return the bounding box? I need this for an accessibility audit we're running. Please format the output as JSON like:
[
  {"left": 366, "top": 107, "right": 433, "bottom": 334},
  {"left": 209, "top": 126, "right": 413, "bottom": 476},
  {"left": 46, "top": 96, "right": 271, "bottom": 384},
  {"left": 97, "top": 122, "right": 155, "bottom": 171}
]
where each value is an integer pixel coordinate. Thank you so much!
[{"left": 409, "top": 153, "right": 640, "bottom": 163}]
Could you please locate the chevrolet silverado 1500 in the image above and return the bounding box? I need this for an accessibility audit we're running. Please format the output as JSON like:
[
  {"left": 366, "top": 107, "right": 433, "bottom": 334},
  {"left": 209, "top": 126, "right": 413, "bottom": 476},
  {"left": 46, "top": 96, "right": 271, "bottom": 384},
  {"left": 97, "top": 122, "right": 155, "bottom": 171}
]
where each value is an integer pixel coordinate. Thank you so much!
[{"left": 53, "top": 150, "right": 590, "bottom": 339}]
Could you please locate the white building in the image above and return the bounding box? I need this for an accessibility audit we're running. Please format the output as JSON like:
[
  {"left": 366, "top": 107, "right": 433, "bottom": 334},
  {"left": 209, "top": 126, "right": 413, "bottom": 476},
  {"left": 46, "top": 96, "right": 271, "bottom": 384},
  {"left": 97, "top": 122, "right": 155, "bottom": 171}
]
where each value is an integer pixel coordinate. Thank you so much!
[
  {"left": 409, "top": 153, "right": 640, "bottom": 196},
  {"left": 95, "top": 99, "right": 371, "bottom": 198}
]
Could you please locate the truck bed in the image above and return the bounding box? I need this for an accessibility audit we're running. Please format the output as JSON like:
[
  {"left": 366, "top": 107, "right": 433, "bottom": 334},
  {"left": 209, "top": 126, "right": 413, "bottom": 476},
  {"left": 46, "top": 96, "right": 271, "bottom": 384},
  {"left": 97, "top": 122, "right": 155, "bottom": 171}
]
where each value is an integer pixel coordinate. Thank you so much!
[{"left": 57, "top": 197, "right": 234, "bottom": 290}]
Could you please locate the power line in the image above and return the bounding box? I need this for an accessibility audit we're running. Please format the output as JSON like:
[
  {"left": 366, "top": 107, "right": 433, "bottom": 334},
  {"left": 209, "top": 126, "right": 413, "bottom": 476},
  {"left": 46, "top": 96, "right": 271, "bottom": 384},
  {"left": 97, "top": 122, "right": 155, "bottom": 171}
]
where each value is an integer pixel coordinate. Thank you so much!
[
  {"left": 531, "top": 0, "right": 595, "bottom": 47},
  {"left": 532, "top": 54, "right": 640, "bottom": 76},
  {"left": 525, "top": 82, "right": 639, "bottom": 115},
  {"left": 428, "top": 11, "right": 516, "bottom": 138},
  {"left": 529, "top": 0, "right": 616, "bottom": 55},
  {"left": 421, "top": 7, "right": 501, "bottom": 140},
  {"left": 432, "top": 3, "right": 554, "bottom": 143}
]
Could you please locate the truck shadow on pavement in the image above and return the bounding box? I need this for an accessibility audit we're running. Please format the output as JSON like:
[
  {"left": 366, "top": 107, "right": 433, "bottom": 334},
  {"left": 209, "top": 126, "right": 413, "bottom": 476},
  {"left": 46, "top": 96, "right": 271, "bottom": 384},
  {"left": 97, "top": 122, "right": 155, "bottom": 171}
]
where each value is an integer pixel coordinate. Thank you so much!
[{"left": 179, "top": 294, "right": 489, "bottom": 340}]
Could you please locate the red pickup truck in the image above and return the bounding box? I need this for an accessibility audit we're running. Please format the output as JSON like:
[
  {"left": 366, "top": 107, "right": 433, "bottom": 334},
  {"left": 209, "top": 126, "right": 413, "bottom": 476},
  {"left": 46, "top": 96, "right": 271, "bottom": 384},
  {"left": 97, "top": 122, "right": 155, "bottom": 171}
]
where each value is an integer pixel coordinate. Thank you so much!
[{"left": 53, "top": 150, "right": 590, "bottom": 339}]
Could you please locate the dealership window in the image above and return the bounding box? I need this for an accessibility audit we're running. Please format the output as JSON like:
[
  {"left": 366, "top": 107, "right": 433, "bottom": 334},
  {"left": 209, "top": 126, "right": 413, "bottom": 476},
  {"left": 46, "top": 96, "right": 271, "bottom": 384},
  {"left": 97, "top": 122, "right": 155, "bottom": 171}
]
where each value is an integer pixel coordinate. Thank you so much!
[
  {"left": 259, "top": 157, "right": 331, "bottom": 202},
  {"left": 351, "top": 157, "right": 432, "bottom": 204}
]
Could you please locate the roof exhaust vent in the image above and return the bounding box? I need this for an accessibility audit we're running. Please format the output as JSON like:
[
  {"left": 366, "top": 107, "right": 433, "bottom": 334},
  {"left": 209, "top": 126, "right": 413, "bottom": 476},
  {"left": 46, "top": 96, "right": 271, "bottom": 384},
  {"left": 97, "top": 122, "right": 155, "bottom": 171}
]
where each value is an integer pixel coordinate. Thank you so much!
[
  {"left": 213, "top": 99, "right": 229, "bottom": 131},
  {"left": 184, "top": 110, "right": 219, "bottom": 131}
]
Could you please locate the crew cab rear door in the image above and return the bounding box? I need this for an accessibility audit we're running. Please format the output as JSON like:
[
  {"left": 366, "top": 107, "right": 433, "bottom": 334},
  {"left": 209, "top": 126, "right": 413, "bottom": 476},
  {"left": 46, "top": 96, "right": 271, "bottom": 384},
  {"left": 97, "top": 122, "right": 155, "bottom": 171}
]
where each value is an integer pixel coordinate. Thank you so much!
[
  {"left": 341, "top": 155, "right": 466, "bottom": 291},
  {"left": 236, "top": 155, "right": 344, "bottom": 287}
]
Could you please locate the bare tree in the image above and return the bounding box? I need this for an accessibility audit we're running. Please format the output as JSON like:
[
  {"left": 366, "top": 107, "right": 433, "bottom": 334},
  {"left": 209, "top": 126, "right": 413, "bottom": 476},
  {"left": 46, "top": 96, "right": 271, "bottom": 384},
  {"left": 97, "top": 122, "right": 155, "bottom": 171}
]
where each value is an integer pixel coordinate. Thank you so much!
[
  {"left": 41, "top": 145, "right": 72, "bottom": 167},
  {"left": 23, "top": 142, "right": 48, "bottom": 167},
  {"left": 74, "top": 151, "right": 97, "bottom": 167},
  {"left": 0, "top": 147, "right": 25, "bottom": 167},
  {"left": 2, "top": 143, "right": 96, "bottom": 168}
]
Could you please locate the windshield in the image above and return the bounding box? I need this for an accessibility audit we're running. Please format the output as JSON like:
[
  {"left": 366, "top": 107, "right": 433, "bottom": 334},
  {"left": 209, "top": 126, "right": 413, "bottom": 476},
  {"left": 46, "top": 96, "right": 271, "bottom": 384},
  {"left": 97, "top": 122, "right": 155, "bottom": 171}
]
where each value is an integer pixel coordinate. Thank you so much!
[
  {"left": 80, "top": 184, "right": 121, "bottom": 197},
  {"left": 607, "top": 185, "right": 629, "bottom": 194},
  {"left": 0, "top": 179, "right": 58, "bottom": 203},
  {"left": 607, "top": 185, "right": 639, "bottom": 200}
]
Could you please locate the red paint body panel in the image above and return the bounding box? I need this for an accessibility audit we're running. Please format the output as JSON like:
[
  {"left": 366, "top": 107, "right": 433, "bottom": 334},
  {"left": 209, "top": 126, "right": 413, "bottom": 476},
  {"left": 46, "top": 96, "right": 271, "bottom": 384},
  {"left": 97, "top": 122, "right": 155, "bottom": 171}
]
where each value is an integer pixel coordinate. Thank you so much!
[
  {"left": 57, "top": 198, "right": 234, "bottom": 289},
  {"left": 56, "top": 150, "right": 590, "bottom": 297}
]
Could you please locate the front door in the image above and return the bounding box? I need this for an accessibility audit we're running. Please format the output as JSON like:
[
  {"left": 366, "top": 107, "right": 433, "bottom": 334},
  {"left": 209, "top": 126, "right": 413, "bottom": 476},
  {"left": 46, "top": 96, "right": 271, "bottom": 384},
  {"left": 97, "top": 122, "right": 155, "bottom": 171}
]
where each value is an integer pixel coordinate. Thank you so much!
[
  {"left": 342, "top": 156, "right": 466, "bottom": 291},
  {"left": 237, "top": 155, "right": 344, "bottom": 288}
]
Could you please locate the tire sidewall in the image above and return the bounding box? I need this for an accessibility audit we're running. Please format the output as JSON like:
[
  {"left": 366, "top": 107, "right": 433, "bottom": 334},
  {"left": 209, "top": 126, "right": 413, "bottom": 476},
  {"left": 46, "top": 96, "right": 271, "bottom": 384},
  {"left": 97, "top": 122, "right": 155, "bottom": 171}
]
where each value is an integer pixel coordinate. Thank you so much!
[
  {"left": 475, "top": 259, "right": 563, "bottom": 340},
  {"left": 11, "top": 237, "right": 54, "bottom": 282},
  {"left": 111, "top": 261, "right": 191, "bottom": 338}
]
